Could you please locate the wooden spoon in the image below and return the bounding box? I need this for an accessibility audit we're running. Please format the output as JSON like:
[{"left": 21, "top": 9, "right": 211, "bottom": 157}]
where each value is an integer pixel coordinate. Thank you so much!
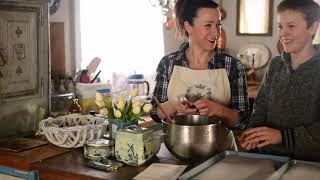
[{"left": 152, "top": 96, "right": 173, "bottom": 122}]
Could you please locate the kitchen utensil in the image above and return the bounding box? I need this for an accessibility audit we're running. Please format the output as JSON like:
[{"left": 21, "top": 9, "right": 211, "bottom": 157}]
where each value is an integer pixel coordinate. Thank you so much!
[
  {"left": 152, "top": 96, "right": 173, "bottom": 122},
  {"left": 90, "top": 70, "right": 101, "bottom": 83},
  {"left": 86, "top": 57, "right": 101, "bottom": 75},
  {"left": 162, "top": 114, "right": 220, "bottom": 162}
]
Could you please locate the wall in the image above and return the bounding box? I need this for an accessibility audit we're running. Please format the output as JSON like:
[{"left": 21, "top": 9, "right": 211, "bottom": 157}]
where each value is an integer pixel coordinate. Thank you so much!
[
  {"left": 163, "top": 0, "right": 282, "bottom": 81},
  {"left": 50, "top": 0, "right": 76, "bottom": 75},
  {"left": 54, "top": 0, "right": 289, "bottom": 81}
]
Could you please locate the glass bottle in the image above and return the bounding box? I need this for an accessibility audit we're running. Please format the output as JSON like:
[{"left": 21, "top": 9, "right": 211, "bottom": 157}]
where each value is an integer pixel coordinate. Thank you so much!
[{"left": 69, "top": 99, "right": 82, "bottom": 114}]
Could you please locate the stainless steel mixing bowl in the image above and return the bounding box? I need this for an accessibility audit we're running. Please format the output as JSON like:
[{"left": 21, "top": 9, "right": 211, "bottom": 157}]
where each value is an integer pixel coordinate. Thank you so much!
[{"left": 162, "top": 114, "right": 221, "bottom": 162}]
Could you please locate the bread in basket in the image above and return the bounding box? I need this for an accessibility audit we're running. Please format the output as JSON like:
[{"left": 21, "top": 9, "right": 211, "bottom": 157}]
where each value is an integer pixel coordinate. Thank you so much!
[{"left": 40, "top": 114, "right": 108, "bottom": 148}]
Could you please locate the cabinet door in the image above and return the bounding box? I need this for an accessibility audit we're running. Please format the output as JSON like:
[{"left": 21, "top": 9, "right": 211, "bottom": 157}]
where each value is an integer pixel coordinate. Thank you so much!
[
  {"left": 0, "top": 2, "right": 49, "bottom": 138},
  {"left": 0, "top": 10, "right": 39, "bottom": 98}
]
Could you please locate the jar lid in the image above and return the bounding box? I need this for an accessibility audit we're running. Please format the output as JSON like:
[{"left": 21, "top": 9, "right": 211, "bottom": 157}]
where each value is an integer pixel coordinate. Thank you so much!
[
  {"left": 85, "top": 139, "right": 114, "bottom": 147},
  {"left": 128, "top": 74, "right": 144, "bottom": 80}
]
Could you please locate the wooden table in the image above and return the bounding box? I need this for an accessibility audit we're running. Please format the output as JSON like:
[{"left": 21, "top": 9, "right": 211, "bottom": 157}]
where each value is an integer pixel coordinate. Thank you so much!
[
  {"left": 33, "top": 144, "right": 190, "bottom": 180},
  {"left": 0, "top": 144, "right": 70, "bottom": 171}
]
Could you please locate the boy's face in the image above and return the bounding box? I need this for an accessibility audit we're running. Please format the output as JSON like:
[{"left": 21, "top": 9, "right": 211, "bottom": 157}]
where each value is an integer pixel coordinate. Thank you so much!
[{"left": 278, "top": 10, "right": 317, "bottom": 54}]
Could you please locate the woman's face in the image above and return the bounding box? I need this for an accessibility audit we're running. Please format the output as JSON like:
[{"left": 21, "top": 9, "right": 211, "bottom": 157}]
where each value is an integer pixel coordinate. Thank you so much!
[
  {"left": 278, "top": 10, "right": 317, "bottom": 54},
  {"left": 184, "top": 8, "right": 221, "bottom": 51}
]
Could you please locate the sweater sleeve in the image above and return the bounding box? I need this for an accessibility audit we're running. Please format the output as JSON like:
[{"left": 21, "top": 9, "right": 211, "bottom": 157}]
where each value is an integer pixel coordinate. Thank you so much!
[{"left": 281, "top": 123, "right": 320, "bottom": 160}]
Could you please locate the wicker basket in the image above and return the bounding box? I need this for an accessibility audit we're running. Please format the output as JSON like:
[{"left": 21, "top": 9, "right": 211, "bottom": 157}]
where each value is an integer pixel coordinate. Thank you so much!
[{"left": 40, "top": 114, "right": 108, "bottom": 148}]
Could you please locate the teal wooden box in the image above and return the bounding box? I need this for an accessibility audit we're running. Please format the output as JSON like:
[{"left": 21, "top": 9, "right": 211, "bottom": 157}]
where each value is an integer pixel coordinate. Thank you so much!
[{"left": 115, "top": 126, "right": 153, "bottom": 166}]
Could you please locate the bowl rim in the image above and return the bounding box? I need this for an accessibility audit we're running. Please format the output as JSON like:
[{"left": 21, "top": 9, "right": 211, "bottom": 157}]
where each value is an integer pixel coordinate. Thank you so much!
[
  {"left": 40, "top": 114, "right": 108, "bottom": 132},
  {"left": 161, "top": 119, "right": 221, "bottom": 127}
]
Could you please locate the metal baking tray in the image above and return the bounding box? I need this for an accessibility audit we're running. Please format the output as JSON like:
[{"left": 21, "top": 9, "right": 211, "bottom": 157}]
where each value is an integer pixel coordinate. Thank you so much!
[
  {"left": 179, "top": 151, "right": 289, "bottom": 180},
  {"left": 271, "top": 159, "right": 320, "bottom": 180}
]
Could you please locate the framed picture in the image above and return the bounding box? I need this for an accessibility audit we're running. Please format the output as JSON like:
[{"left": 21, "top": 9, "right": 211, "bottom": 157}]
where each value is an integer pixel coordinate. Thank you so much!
[{"left": 237, "top": 0, "right": 273, "bottom": 36}]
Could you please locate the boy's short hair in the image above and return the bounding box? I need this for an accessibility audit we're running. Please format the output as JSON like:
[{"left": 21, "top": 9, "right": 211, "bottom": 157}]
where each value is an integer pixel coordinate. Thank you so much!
[{"left": 277, "top": 0, "right": 320, "bottom": 27}]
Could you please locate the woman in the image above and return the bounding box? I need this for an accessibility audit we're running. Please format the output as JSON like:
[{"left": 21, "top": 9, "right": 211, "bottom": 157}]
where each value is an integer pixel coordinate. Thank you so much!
[
  {"left": 150, "top": 0, "right": 249, "bottom": 150},
  {"left": 240, "top": 0, "right": 320, "bottom": 161}
]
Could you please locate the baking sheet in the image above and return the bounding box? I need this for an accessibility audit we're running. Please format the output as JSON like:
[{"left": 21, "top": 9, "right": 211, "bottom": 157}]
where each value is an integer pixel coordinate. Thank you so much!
[
  {"left": 179, "top": 151, "right": 289, "bottom": 180},
  {"left": 272, "top": 160, "right": 320, "bottom": 180}
]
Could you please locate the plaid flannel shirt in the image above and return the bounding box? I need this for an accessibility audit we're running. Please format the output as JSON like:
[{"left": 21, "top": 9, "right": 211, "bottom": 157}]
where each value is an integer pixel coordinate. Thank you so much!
[{"left": 150, "top": 43, "right": 249, "bottom": 130}]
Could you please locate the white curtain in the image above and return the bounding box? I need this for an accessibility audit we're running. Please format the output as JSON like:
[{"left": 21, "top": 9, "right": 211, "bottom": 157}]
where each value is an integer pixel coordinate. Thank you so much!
[{"left": 79, "top": 0, "right": 164, "bottom": 92}]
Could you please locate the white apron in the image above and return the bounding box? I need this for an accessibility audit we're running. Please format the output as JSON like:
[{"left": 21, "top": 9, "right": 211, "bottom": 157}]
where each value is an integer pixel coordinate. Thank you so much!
[{"left": 167, "top": 66, "right": 237, "bottom": 152}]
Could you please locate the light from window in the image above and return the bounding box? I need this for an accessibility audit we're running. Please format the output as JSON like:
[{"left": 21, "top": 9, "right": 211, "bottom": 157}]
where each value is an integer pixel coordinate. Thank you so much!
[
  {"left": 80, "top": 0, "right": 164, "bottom": 83},
  {"left": 238, "top": 0, "right": 270, "bottom": 34}
]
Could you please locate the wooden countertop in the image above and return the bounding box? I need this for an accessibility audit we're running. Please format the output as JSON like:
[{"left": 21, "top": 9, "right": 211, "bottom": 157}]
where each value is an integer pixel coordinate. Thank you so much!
[
  {"left": 33, "top": 144, "right": 189, "bottom": 180},
  {"left": 0, "top": 144, "right": 70, "bottom": 171}
]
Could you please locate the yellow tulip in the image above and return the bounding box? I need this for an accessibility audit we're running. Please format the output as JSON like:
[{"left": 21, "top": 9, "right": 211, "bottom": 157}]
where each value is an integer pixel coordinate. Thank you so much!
[
  {"left": 143, "top": 103, "right": 152, "bottom": 112},
  {"left": 117, "top": 100, "right": 125, "bottom": 110},
  {"left": 118, "top": 94, "right": 124, "bottom": 102},
  {"left": 95, "top": 92, "right": 104, "bottom": 102},
  {"left": 132, "top": 106, "right": 141, "bottom": 115},
  {"left": 99, "top": 108, "right": 108, "bottom": 117},
  {"left": 114, "top": 110, "right": 122, "bottom": 118},
  {"left": 130, "top": 88, "right": 139, "bottom": 97},
  {"left": 95, "top": 100, "right": 105, "bottom": 108},
  {"left": 132, "top": 101, "right": 141, "bottom": 109}
]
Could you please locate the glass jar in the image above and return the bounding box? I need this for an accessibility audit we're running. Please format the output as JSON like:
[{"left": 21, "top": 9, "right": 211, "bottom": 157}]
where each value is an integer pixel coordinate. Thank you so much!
[{"left": 51, "top": 92, "right": 75, "bottom": 116}]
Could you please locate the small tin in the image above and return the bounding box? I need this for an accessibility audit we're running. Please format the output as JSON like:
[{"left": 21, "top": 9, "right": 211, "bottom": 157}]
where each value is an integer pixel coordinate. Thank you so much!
[{"left": 84, "top": 139, "right": 114, "bottom": 160}]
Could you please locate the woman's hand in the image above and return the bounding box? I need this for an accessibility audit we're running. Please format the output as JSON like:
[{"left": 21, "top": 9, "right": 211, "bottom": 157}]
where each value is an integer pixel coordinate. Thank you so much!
[
  {"left": 173, "top": 98, "right": 197, "bottom": 114},
  {"left": 193, "top": 99, "right": 223, "bottom": 117},
  {"left": 239, "top": 127, "right": 282, "bottom": 150}
]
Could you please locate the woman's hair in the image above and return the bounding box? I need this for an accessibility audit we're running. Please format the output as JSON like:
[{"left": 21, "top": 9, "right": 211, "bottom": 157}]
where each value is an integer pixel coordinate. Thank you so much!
[
  {"left": 277, "top": 0, "right": 320, "bottom": 27},
  {"left": 174, "top": 0, "right": 219, "bottom": 40}
]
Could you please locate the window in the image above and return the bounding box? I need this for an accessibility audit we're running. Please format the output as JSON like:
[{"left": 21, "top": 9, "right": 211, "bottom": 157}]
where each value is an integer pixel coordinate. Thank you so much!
[
  {"left": 237, "top": 0, "right": 273, "bottom": 35},
  {"left": 79, "top": 0, "right": 164, "bottom": 91}
]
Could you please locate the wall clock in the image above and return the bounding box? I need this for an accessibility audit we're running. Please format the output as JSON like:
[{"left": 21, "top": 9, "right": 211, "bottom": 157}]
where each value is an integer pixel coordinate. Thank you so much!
[{"left": 50, "top": 0, "right": 61, "bottom": 15}]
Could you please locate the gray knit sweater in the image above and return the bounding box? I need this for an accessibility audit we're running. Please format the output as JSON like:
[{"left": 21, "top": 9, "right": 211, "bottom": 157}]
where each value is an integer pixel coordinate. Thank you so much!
[{"left": 249, "top": 47, "right": 320, "bottom": 161}]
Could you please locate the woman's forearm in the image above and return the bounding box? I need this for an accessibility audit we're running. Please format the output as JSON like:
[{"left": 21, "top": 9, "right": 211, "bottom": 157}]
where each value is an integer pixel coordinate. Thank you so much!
[
  {"left": 156, "top": 100, "right": 176, "bottom": 120},
  {"left": 215, "top": 105, "right": 241, "bottom": 127}
]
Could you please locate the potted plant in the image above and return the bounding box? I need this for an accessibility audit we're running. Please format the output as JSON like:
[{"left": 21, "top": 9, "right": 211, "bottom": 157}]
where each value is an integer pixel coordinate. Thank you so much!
[{"left": 95, "top": 88, "right": 152, "bottom": 138}]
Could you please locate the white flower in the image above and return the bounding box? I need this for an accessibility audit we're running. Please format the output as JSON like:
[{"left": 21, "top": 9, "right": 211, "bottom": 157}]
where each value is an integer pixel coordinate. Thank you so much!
[
  {"left": 143, "top": 103, "right": 152, "bottom": 113},
  {"left": 99, "top": 108, "right": 108, "bottom": 117},
  {"left": 132, "top": 101, "right": 141, "bottom": 109},
  {"left": 95, "top": 100, "right": 105, "bottom": 108},
  {"left": 95, "top": 92, "right": 104, "bottom": 102},
  {"left": 130, "top": 88, "right": 139, "bottom": 97},
  {"left": 132, "top": 106, "right": 141, "bottom": 115},
  {"left": 114, "top": 110, "right": 122, "bottom": 118}
]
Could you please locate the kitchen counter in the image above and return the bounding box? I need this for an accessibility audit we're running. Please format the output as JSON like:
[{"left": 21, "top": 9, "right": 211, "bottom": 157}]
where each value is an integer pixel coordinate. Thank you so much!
[
  {"left": 0, "top": 144, "right": 70, "bottom": 171},
  {"left": 0, "top": 119, "right": 192, "bottom": 180},
  {"left": 33, "top": 144, "right": 189, "bottom": 180}
]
